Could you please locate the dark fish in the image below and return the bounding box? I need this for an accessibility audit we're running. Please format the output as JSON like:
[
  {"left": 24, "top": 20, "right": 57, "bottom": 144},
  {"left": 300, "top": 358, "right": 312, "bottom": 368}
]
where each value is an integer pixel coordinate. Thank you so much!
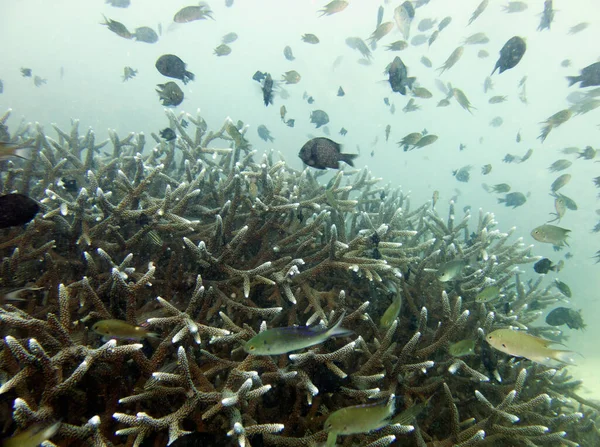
[
  {"left": 21, "top": 68, "right": 32, "bottom": 77},
  {"left": 491, "top": 36, "right": 526, "bottom": 75},
  {"left": 285, "top": 119, "right": 295, "bottom": 128},
  {"left": 0, "top": 79, "right": 3, "bottom": 94},
  {"left": 533, "top": 258, "right": 558, "bottom": 274},
  {"left": 307, "top": 96, "right": 315, "bottom": 104},
  {"left": 309, "top": 110, "right": 329, "bottom": 128},
  {"left": 498, "top": 192, "right": 526, "bottom": 208},
  {"left": 339, "top": 127, "right": 348, "bottom": 136},
  {"left": 567, "top": 62, "right": 600, "bottom": 88},
  {"left": 156, "top": 82, "right": 184, "bottom": 106},
  {"left": 101, "top": 15, "right": 133, "bottom": 39},
  {"left": 452, "top": 165, "right": 472, "bottom": 182},
  {"left": 225, "top": 0, "right": 234, "bottom": 6},
  {"left": 302, "top": 33, "right": 320, "bottom": 44},
  {"left": 387, "top": 56, "right": 416, "bottom": 95},
  {"left": 257, "top": 125, "right": 274, "bottom": 142},
  {"left": 283, "top": 45, "right": 295, "bottom": 61},
  {"left": 61, "top": 178, "right": 78, "bottom": 193},
  {"left": 299, "top": 137, "right": 357, "bottom": 169},
  {"left": 174, "top": 5, "right": 214, "bottom": 23},
  {"left": 537, "top": 0, "right": 554, "bottom": 31},
  {"left": 252, "top": 70, "right": 266, "bottom": 82},
  {"left": 262, "top": 73, "right": 274, "bottom": 106},
  {"left": 159, "top": 128, "right": 176, "bottom": 141},
  {"left": 546, "top": 307, "right": 585, "bottom": 330},
  {"left": 0, "top": 194, "right": 39, "bottom": 229},
  {"left": 181, "top": 119, "right": 189, "bottom": 128},
  {"left": 122, "top": 66, "right": 137, "bottom": 82},
  {"left": 134, "top": 26, "right": 158, "bottom": 43},
  {"left": 337, "top": 86, "right": 345, "bottom": 96},
  {"left": 155, "top": 54, "right": 195, "bottom": 84}
]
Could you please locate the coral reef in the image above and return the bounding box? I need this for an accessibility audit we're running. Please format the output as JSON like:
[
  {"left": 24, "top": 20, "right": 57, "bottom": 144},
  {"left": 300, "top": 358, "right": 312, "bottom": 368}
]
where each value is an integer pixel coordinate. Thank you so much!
[{"left": 0, "top": 108, "right": 598, "bottom": 446}]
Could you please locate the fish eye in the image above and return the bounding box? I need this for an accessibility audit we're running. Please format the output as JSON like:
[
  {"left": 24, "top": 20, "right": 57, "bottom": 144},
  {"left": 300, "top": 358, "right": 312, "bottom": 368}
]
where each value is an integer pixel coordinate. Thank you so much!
[{"left": 249, "top": 345, "right": 255, "bottom": 351}]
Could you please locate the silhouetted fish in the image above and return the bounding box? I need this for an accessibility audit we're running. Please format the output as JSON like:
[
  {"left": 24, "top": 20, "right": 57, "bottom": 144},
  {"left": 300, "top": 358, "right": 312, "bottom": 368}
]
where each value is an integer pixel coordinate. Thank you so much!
[
  {"left": 0, "top": 194, "right": 39, "bottom": 228},
  {"left": 491, "top": 36, "right": 526, "bottom": 75}
]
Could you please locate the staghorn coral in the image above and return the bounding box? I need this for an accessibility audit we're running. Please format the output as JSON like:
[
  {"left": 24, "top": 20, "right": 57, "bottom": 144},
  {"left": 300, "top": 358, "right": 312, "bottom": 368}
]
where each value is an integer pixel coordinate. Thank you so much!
[{"left": 0, "top": 108, "right": 595, "bottom": 447}]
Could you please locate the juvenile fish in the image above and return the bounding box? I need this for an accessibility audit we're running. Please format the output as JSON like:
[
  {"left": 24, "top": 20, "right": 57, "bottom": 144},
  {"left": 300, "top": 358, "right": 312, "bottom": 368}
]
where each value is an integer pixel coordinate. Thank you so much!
[
  {"left": 92, "top": 319, "right": 158, "bottom": 340},
  {"left": 324, "top": 395, "right": 396, "bottom": 447},
  {"left": 531, "top": 224, "right": 570, "bottom": 247},
  {"left": 486, "top": 328, "right": 575, "bottom": 365},
  {"left": 475, "top": 286, "right": 500, "bottom": 303},
  {"left": 380, "top": 292, "right": 402, "bottom": 329},
  {"left": 449, "top": 339, "right": 476, "bottom": 357},
  {"left": 244, "top": 312, "right": 352, "bottom": 355},
  {"left": 437, "top": 259, "right": 466, "bottom": 282}
]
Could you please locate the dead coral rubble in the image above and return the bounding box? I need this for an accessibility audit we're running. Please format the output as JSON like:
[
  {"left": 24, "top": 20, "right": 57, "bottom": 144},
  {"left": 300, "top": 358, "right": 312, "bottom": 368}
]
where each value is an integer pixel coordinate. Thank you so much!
[{"left": 0, "top": 108, "right": 596, "bottom": 446}]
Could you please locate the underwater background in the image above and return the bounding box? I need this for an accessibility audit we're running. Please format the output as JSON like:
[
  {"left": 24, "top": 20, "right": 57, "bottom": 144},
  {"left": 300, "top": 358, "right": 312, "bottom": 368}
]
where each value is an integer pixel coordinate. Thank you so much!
[{"left": 1, "top": 0, "right": 600, "bottom": 445}]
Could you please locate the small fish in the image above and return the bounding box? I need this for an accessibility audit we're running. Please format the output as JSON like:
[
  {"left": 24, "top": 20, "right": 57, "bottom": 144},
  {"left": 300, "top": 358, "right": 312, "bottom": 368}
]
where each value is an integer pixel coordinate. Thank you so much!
[
  {"left": 501, "top": 1, "right": 528, "bottom": 13},
  {"left": 551, "top": 173, "right": 571, "bottom": 192},
  {"left": 280, "top": 105, "right": 287, "bottom": 121},
  {"left": 428, "top": 30, "right": 440, "bottom": 47},
  {"left": 384, "top": 124, "right": 391, "bottom": 142},
  {"left": 393, "top": 1, "right": 415, "bottom": 41},
  {"left": 533, "top": 258, "right": 559, "bottom": 274},
  {"left": 0, "top": 193, "right": 39, "bottom": 228},
  {"left": 386, "top": 56, "right": 416, "bottom": 95},
  {"left": 554, "top": 279, "right": 572, "bottom": 298},
  {"left": 222, "top": 32, "right": 238, "bottom": 44},
  {"left": 173, "top": 4, "right": 214, "bottom": 23},
  {"left": 568, "top": 22, "right": 589, "bottom": 35},
  {"left": 282, "top": 70, "right": 301, "bottom": 84},
  {"left": 156, "top": 82, "right": 184, "bottom": 106},
  {"left": 301, "top": 33, "right": 320, "bottom": 44},
  {"left": 486, "top": 328, "right": 575, "bottom": 365},
  {"left": 385, "top": 40, "right": 409, "bottom": 51},
  {"left": 257, "top": 124, "right": 274, "bottom": 142},
  {"left": 412, "top": 134, "right": 438, "bottom": 149},
  {"left": 101, "top": 15, "right": 133, "bottom": 39},
  {"left": 468, "top": 0, "right": 489, "bottom": 26},
  {"left": 437, "top": 46, "right": 464, "bottom": 74},
  {"left": 549, "top": 196, "right": 566, "bottom": 223},
  {"left": 420, "top": 56, "right": 432, "bottom": 68},
  {"left": 309, "top": 109, "right": 329, "bottom": 128},
  {"left": 214, "top": 44, "right": 232, "bottom": 56},
  {"left": 380, "top": 292, "right": 401, "bottom": 329},
  {"left": 339, "top": 127, "right": 347, "bottom": 136},
  {"left": 285, "top": 119, "right": 295, "bottom": 128},
  {"left": 437, "top": 259, "right": 466, "bottom": 282},
  {"left": 155, "top": 54, "right": 194, "bottom": 84},
  {"left": 318, "top": 0, "right": 349, "bottom": 17},
  {"left": 491, "top": 36, "right": 526, "bottom": 75},
  {"left": 546, "top": 307, "right": 586, "bottom": 330},
  {"left": 283, "top": 45, "right": 295, "bottom": 61},
  {"left": 489, "top": 95, "right": 507, "bottom": 104},
  {"left": 537, "top": 0, "right": 555, "bottom": 31},
  {"left": 449, "top": 339, "right": 476, "bottom": 357},
  {"left": 453, "top": 165, "right": 472, "bottom": 183},
  {"left": 438, "top": 16, "right": 452, "bottom": 32},
  {"left": 299, "top": 137, "right": 356, "bottom": 169},
  {"left": 324, "top": 395, "right": 395, "bottom": 447},
  {"left": 159, "top": 128, "right": 176, "bottom": 141},
  {"left": 531, "top": 224, "right": 570, "bottom": 247},
  {"left": 463, "top": 32, "right": 489, "bottom": 45},
  {"left": 21, "top": 68, "right": 32, "bottom": 77},
  {"left": 452, "top": 88, "right": 476, "bottom": 113},
  {"left": 475, "top": 286, "right": 500, "bottom": 303},
  {"left": 410, "top": 34, "right": 428, "bottom": 46},
  {"left": 262, "top": 73, "right": 274, "bottom": 106},
  {"left": 122, "top": 66, "right": 138, "bottom": 82},
  {"left": 3, "top": 420, "right": 61, "bottom": 447},
  {"left": 133, "top": 26, "right": 158, "bottom": 43},
  {"left": 412, "top": 86, "right": 432, "bottom": 98},
  {"left": 478, "top": 49, "right": 489, "bottom": 59},
  {"left": 561, "top": 59, "right": 571, "bottom": 67},
  {"left": 92, "top": 319, "right": 157, "bottom": 340},
  {"left": 244, "top": 312, "right": 352, "bottom": 355},
  {"left": 498, "top": 192, "right": 526, "bottom": 208},
  {"left": 368, "top": 22, "right": 395, "bottom": 45},
  {"left": 432, "top": 190, "right": 439, "bottom": 209},
  {"left": 516, "top": 130, "right": 521, "bottom": 142},
  {"left": 337, "top": 86, "right": 345, "bottom": 96},
  {"left": 481, "top": 164, "right": 492, "bottom": 175},
  {"left": 489, "top": 116, "right": 503, "bottom": 127}
]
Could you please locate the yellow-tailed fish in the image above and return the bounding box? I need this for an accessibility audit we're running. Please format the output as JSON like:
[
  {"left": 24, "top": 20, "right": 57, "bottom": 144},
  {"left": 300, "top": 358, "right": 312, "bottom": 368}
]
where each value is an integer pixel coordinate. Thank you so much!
[
  {"left": 380, "top": 292, "right": 402, "bottom": 329},
  {"left": 92, "top": 319, "right": 158, "bottom": 341},
  {"left": 3, "top": 419, "right": 60, "bottom": 447},
  {"left": 475, "top": 286, "right": 500, "bottom": 303},
  {"left": 437, "top": 259, "right": 466, "bottom": 282},
  {"left": 324, "top": 395, "right": 396, "bottom": 447},
  {"left": 244, "top": 312, "right": 352, "bottom": 356},
  {"left": 486, "top": 328, "right": 576, "bottom": 366},
  {"left": 449, "top": 339, "right": 476, "bottom": 357}
]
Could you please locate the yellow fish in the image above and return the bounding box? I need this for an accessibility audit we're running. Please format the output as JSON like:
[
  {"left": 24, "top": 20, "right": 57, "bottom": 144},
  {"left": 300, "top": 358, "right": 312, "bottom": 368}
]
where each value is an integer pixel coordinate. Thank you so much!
[
  {"left": 486, "top": 329, "right": 575, "bottom": 366},
  {"left": 324, "top": 395, "right": 396, "bottom": 447},
  {"left": 0, "top": 142, "right": 32, "bottom": 161},
  {"left": 92, "top": 319, "right": 157, "bottom": 341},
  {"left": 380, "top": 292, "right": 401, "bottom": 329},
  {"left": 3, "top": 420, "right": 60, "bottom": 447}
]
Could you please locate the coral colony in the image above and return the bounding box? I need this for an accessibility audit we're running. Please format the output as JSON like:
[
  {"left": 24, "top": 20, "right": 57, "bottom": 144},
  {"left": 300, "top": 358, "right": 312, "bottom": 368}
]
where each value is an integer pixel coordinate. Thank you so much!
[{"left": 0, "top": 108, "right": 598, "bottom": 446}]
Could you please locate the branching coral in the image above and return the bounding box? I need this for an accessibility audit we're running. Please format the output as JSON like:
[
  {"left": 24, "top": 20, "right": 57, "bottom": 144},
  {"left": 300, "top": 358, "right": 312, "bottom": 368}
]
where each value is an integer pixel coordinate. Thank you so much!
[{"left": 0, "top": 108, "right": 594, "bottom": 446}]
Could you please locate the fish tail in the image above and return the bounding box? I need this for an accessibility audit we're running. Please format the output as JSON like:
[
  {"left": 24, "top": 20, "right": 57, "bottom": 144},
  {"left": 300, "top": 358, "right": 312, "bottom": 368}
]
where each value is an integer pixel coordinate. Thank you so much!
[
  {"left": 14, "top": 147, "right": 32, "bottom": 160},
  {"left": 566, "top": 76, "right": 580, "bottom": 87},
  {"left": 497, "top": 198, "right": 505, "bottom": 204},
  {"left": 551, "top": 349, "right": 577, "bottom": 365},
  {"left": 327, "top": 311, "right": 353, "bottom": 338},
  {"left": 339, "top": 153, "right": 358, "bottom": 167}
]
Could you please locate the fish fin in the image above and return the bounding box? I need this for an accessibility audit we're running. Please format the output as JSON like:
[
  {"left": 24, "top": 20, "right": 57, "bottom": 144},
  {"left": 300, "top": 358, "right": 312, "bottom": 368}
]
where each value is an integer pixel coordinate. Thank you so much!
[
  {"left": 326, "top": 310, "right": 353, "bottom": 338},
  {"left": 566, "top": 76, "right": 580, "bottom": 87},
  {"left": 550, "top": 349, "right": 577, "bottom": 365},
  {"left": 339, "top": 153, "right": 358, "bottom": 167}
]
